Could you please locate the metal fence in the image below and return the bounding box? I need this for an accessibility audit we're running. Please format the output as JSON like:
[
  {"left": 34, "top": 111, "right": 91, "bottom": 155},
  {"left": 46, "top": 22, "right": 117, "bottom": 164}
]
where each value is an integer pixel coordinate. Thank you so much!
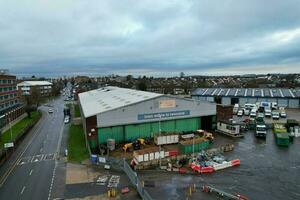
[
  {"left": 122, "top": 158, "right": 153, "bottom": 200},
  {"left": 100, "top": 156, "right": 153, "bottom": 200}
]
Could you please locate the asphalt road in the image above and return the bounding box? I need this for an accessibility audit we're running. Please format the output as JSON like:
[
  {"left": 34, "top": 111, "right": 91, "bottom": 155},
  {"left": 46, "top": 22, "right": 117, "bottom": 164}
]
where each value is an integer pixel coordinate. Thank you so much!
[{"left": 0, "top": 97, "right": 66, "bottom": 200}]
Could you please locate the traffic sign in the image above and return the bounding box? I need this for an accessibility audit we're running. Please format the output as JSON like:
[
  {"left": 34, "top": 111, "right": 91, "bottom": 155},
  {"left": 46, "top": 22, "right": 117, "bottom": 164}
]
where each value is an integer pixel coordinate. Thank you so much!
[{"left": 4, "top": 142, "right": 14, "bottom": 148}]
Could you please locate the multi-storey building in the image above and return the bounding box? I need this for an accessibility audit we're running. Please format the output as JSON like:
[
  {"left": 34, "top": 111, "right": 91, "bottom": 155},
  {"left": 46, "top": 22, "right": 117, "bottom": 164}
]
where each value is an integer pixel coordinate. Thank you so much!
[
  {"left": 0, "top": 70, "right": 19, "bottom": 115},
  {"left": 0, "top": 70, "right": 23, "bottom": 129},
  {"left": 17, "top": 81, "right": 53, "bottom": 96}
]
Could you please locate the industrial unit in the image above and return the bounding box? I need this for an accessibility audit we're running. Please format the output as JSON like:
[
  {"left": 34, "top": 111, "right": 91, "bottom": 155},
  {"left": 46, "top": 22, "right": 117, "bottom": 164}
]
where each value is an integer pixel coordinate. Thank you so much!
[
  {"left": 192, "top": 88, "right": 300, "bottom": 108},
  {"left": 79, "top": 86, "right": 216, "bottom": 149}
]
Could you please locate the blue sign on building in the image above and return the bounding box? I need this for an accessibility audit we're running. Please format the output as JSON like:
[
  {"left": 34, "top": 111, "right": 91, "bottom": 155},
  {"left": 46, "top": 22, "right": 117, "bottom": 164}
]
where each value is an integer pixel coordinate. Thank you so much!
[{"left": 137, "top": 110, "right": 190, "bottom": 120}]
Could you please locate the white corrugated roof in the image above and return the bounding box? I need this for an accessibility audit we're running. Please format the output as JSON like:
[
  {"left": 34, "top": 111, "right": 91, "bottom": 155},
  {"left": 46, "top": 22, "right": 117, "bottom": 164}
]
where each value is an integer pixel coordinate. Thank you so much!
[
  {"left": 17, "top": 81, "right": 53, "bottom": 86},
  {"left": 79, "top": 86, "right": 163, "bottom": 118}
]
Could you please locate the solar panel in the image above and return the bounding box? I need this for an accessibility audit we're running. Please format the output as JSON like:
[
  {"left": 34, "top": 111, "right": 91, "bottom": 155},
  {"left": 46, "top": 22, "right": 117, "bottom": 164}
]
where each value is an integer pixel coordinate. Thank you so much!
[
  {"left": 281, "top": 89, "right": 292, "bottom": 97},
  {"left": 263, "top": 89, "right": 271, "bottom": 97},
  {"left": 228, "top": 89, "right": 236, "bottom": 96}
]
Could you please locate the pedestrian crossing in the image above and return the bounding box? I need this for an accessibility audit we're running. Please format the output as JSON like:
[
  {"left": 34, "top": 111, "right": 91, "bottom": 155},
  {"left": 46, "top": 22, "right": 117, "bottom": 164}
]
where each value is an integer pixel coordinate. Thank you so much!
[{"left": 18, "top": 153, "right": 57, "bottom": 165}]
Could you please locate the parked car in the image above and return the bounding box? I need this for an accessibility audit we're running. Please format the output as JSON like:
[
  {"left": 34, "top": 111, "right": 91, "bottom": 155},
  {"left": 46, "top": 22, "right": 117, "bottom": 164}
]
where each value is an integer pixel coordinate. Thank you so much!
[
  {"left": 264, "top": 108, "right": 272, "bottom": 118},
  {"left": 272, "top": 111, "right": 280, "bottom": 120},
  {"left": 279, "top": 107, "right": 287, "bottom": 118},
  {"left": 48, "top": 108, "right": 54, "bottom": 113},
  {"left": 237, "top": 110, "right": 243, "bottom": 117},
  {"left": 64, "top": 116, "right": 70, "bottom": 124},
  {"left": 257, "top": 112, "right": 264, "bottom": 119},
  {"left": 250, "top": 109, "right": 257, "bottom": 118},
  {"left": 244, "top": 109, "right": 250, "bottom": 116}
]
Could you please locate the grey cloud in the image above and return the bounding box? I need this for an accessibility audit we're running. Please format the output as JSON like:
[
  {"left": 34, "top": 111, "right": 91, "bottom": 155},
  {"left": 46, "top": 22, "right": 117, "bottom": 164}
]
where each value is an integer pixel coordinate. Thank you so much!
[{"left": 0, "top": 0, "right": 300, "bottom": 77}]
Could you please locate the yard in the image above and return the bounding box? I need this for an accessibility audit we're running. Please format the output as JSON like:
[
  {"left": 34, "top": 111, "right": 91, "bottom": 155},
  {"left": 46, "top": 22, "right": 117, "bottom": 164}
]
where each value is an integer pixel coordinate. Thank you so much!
[{"left": 68, "top": 124, "right": 89, "bottom": 163}]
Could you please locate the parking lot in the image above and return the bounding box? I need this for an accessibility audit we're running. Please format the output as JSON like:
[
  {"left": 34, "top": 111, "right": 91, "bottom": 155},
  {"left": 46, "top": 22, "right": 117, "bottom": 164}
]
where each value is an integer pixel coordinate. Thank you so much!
[{"left": 233, "top": 108, "right": 300, "bottom": 124}]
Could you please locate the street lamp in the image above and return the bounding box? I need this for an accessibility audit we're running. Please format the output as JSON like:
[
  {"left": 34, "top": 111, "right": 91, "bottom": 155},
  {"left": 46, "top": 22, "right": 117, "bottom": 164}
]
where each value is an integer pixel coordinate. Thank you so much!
[{"left": 158, "top": 114, "right": 162, "bottom": 168}]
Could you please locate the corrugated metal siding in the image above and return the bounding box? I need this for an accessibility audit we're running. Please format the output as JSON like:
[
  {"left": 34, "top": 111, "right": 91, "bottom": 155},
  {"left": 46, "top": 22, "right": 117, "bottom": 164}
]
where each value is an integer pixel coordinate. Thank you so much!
[
  {"left": 98, "top": 126, "right": 124, "bottom": 144},
  {"left": 162, "top": 120, "right": 176, "bottom": 132},
  {"left": 90, "top": 140, "right": 97, "bottom": 149},
  {"left": 239, "top": 98, "right": 248, "bottom": 106},
  {"left": 175, "top": 118, "right": 200, "bottom": 132},
  {"left": 278, "top": 99, "right": 288, "bottom": 107},
  {"left": 99, "top": 117, "right": 202, "bottom": 143},
  {"left": 221, "top": 97, "right": 231, "bottom": 105},
  {"left": 288, "top": 99, "right": 299, "bottom": 108}
]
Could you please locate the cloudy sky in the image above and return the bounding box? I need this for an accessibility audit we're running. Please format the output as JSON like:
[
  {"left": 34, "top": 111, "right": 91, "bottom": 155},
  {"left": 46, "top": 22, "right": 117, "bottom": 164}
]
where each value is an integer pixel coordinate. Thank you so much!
[{"left": 1, "top": 0, "right": 300, "bottom": 77}]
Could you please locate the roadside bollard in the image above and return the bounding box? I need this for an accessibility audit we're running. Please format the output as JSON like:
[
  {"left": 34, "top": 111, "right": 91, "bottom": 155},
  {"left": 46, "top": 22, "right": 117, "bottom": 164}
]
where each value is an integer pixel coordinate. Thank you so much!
[{"left": 189, "top": 185, "right": 192, "bottom": 196}]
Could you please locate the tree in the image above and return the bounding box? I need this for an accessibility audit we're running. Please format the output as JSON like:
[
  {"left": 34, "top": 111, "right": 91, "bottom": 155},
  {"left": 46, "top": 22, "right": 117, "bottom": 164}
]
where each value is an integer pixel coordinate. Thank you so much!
[
  {"left": 31, "top": 87, "right": 41, "bottom": 108},
  {"left": 136, "top": 80, "right": 148, "bottom": 91},
  {"left": 22, "top": 95, "right": 33, "bottom": 118},
  {"left": 180, "top": 72, "right": 185, "bottom": 78}
]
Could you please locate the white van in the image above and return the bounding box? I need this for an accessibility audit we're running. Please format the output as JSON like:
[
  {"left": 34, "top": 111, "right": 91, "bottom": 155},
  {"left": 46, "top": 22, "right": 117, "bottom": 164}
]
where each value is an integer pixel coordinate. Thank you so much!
[{"left": 250, "top": 109, "right": 257, "bottom": 118}]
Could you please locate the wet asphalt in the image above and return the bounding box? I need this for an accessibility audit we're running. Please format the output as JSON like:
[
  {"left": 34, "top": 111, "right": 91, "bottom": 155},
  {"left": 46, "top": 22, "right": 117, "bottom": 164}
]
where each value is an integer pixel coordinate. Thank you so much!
[{"left": 139, "top": 129, "right": 300, "bottom": 200}]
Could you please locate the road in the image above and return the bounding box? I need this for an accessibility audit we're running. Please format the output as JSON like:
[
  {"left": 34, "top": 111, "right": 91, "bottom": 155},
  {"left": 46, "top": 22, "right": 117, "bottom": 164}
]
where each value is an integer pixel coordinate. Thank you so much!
[{"left": 0, "top": 97, "right": 66, "bottom": 200}]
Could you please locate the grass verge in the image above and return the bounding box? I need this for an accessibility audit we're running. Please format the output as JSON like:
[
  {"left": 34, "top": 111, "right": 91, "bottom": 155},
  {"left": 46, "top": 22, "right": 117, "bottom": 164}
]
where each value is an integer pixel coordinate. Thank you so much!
[
  {"left": 74, "top": 104, "right": 81, "bottom": 118},
  {"left": 0, "top": 111, "right": 41, "bottom": 150},
  {"left": 68, "top": 124, "right": 89, "bottom": 163}
]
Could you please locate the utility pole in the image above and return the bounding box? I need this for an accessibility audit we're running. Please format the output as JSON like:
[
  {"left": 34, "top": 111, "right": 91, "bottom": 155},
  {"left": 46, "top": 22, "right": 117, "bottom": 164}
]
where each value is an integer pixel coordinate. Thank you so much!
[
  {"left": 158, "top": 114, "right": 162, "bottom": 168},
  {"left": 8, "top": 115, "right": 13, "bottom": 142}
]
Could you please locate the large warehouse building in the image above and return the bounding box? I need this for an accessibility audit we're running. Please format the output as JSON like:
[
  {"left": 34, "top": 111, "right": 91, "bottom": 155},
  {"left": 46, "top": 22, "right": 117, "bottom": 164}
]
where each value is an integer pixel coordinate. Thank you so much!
[
  {"left": 79, "top": 86, "right": 216, "bottom": 149},
  {"left": 192, "top": 88, "right": 300, "bottom": 108}
]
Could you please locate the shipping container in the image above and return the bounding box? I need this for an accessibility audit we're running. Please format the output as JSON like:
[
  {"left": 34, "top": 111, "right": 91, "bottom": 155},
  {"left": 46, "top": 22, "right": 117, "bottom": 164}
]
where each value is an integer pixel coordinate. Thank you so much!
[{"left": 179, "top": 140, "right": 210, "bottom": 154}]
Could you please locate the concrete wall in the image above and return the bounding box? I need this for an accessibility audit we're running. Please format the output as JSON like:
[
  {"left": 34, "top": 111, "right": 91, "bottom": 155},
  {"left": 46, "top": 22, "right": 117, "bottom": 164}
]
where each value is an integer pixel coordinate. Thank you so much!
[{"left": 97, "top": 96, "right": 216, "bottom": 127}]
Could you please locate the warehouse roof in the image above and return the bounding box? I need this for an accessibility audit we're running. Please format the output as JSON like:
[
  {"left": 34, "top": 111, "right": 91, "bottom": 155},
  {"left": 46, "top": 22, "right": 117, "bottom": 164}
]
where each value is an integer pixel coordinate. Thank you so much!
[
  {"left": 79, "top": 86, "right": 163, "bottom": 118},
  {"left": 17, "top": 81, "right": 53, "bottom": 86},
  {"left": 192, "top": 88, "right": 300, "bottom": 98}
]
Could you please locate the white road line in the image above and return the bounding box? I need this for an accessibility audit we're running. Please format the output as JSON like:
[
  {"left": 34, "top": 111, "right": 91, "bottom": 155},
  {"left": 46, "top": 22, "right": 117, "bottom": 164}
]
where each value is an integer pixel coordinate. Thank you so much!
[
  {"left": 20, "top": 186, "right": 26, "bottom": 194},
  {"left": 29, "top": 169, "right": 33, "bottom": 176}
]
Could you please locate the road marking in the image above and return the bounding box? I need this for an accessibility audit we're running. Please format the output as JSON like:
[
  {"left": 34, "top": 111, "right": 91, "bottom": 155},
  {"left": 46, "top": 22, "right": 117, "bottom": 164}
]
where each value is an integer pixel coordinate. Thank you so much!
[
  {"left": 0, "top": 111, "right": 46, "bottom": 187},
  {"left": 20, "top": 186, "right": 26, "bottom": 194},
  {"left": 29, "top": 169, "right": 33, "bottom": 176},
  {"left": 48, "top": 164, "right": 57, "bottom": 200}
]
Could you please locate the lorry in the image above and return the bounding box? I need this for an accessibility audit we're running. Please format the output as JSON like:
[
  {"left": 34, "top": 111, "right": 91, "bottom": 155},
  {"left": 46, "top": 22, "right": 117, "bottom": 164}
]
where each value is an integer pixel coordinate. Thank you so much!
[
  {"left": 255, "top": 121, "right": 267, "bottom": 138},
  {"left": 273, "top": 123, "right": 290, "bottom": 147}
]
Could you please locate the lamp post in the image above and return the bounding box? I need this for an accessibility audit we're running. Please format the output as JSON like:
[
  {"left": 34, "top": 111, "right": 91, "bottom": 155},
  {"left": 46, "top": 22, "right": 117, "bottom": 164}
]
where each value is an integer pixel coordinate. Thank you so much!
[
  {"left": 8, "top": 115, "right": 13, "bottom": 142},
  {"left": 158, "top": 114, "right": 162, "bottom": 168}
]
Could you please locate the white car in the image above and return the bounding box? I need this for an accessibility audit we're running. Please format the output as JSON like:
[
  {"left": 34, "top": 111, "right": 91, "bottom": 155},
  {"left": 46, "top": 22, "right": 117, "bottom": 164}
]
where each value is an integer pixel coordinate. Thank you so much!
[
  {"left": 250, "top": 109, "right": 257, "bottom": 118},
  {"left": 237, "top": 110, "right": 243, "bottom": 117},
  {"left": 64, "top": 117, "right": 70, "bottom": 124},
  {"left": 280, "top": 111, "right": 287, "bottom": 118},
  {"left": 264, "top": 108, "right": 272, "bottom": 117},
  {"left": 272, "top": 111, "right": 280, "bottom": 120},
  {"left": 244, "top": 109, "right": 250, "bottom": 116},
  {"left": 48, "top": 109, "right": 54, "bottom": 113}
]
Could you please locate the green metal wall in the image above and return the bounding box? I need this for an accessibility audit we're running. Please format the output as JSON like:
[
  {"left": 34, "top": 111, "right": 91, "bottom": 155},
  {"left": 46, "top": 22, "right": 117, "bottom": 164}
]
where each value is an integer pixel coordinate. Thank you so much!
[
  {"left": 179, "top": 140, "right": 210, "bottom": 154},
  {"left": 98, "top": 117, "right": 203, "bottom": 144},
  {"left": 98, "top": 125, "right": 125, "bottom": 144}
]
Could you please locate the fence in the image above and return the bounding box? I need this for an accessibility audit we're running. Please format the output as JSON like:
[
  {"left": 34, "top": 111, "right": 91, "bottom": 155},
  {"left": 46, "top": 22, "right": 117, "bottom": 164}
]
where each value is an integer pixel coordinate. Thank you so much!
[
  {"left": 99, "top": 156, "right": 153, "bottom": 200},
  {"left": 122, "top": 158, "right": 153, "bottom": 200}
]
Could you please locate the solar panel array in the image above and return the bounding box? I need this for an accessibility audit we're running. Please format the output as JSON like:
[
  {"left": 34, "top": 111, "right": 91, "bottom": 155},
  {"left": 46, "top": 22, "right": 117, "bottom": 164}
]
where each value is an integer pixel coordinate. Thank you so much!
[{"left": 192, "top": 88, "right": 300, "bottom": 98}]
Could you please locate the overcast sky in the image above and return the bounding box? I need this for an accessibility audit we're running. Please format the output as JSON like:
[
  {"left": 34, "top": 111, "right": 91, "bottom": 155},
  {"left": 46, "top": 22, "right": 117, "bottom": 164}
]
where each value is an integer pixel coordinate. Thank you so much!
[{"left": 1, "top": 0, "right": 300, "bottom": 77}]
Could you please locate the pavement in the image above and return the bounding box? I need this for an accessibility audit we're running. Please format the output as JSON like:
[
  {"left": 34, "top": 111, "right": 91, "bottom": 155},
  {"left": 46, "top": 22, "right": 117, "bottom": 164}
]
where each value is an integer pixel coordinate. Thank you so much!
[{"left": 0, "top": 96, "right": 67, "bottom": 200}]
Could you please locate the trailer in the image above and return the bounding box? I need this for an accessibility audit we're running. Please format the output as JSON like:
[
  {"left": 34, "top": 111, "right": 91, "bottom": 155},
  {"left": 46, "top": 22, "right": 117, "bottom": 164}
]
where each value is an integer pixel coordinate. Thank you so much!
[{"left": 216, "top": 120, "right": 244, "bottom": 138}]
